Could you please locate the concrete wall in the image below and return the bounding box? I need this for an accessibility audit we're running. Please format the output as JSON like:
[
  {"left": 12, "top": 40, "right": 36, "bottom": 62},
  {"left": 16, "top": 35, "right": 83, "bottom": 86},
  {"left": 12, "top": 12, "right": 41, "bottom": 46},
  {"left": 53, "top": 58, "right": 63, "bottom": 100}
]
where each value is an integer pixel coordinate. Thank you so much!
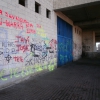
[
  {"left": 53, "top": 0, "right": 100, "bottom": 10},
  {"left": 82, "top": 31, "right": 96, "bottom": 57},
  {"left": 82, "top": 31, "right": 100, "bottom": 58},
  {"left": 82, "top": 31, "right": 95, "bottom": 52},
  {"left": 0, "top": 0, "right": 57, "bottom": 89},
  {"left": 93, "top": 32, "right": 96, "bottom": 52},
  {"left": 73, "top": 26, "right": 82, "bottom": 61}
]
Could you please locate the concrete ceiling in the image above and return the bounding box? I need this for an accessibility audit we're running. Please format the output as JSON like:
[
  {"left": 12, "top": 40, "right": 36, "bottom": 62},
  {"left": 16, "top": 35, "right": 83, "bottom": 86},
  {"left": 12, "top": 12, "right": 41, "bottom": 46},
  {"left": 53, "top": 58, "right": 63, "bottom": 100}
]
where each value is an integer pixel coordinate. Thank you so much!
[
  {"left": 62, "top": 3, "right": 100, "bottom": 30},
  {"left": 58, "top": 2, "right": 100, "bottom": 34}
]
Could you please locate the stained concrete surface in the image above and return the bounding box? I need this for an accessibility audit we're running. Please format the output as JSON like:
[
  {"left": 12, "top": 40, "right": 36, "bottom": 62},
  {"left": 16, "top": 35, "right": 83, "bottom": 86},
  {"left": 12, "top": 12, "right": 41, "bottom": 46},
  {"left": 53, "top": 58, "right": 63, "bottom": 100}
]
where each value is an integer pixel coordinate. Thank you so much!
[{"left": 0, "top": 58, "right": 100, "bottom": 100}]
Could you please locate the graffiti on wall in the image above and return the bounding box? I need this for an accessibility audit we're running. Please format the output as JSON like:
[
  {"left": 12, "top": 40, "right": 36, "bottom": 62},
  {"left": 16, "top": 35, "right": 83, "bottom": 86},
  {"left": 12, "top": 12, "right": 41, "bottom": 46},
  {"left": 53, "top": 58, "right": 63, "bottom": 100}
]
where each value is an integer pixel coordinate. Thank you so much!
[
  {"left": 83, "top": 46, "right": 90, "bottom": 51},
  {"left": 0, "top": 9, "right": 35, "bottom": 33},
  {"left": 58, "top": 39, "right": 72, "bottom": 63},
  {"left": 73, "top": 42, "right": 82, "bottom": 58},
  {"left": 82, "top": 38, "right": 92, "bottom": 52},
  {"left": 0, "top": 8, "right": 57, "bottom": 81}
]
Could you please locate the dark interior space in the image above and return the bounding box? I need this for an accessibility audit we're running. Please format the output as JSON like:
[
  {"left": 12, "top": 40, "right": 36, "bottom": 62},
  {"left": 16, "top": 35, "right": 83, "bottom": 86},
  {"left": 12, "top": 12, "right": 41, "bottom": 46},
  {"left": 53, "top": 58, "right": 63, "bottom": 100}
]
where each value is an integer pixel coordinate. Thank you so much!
[{"left": 19, "top": 0, "right": 25, "bottom": 6}]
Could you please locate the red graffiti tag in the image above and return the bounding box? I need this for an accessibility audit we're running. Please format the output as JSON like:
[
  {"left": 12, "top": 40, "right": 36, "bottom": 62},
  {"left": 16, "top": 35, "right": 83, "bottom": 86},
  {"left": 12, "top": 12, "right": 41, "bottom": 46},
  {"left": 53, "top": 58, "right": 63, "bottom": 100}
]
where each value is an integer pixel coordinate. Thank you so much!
[
  {"left": 5, "top": 12, "right": 15, "bottom": 19},
  {"left": 15, "top": 36, "right": 29, "bottom": 43},
  {"left": 16, "top": 45, "right": 29, "bottom": 52},
  {"left": 3, "top": 20, "right": 23, "bottom": 29},
  {"left": 5, "top": 12, "right": 28, "bottom": 23},
  {"left": 37, "top": 24, "right": 41, "bottom": 28},
  {"left": 27, "top": 28, "right": 36, "bottom": 34},
  {"left": 0, "top": 9, "right": 36, "bottom": 33},
  {"left": 49, "top": 39, "right": 57, "bottom": 50},
  {"left": 26, "top": 22, "right": 33, "bottom": 28},
  {"left": 13, "top": 56, "right": 23, "bottom": 62},
  {"left": 0, "top": 9, "right": 2, "bottom": 15},
  {"left": 15, "top": 36, "right": 30, "bottom": 52},
  {"left": 0, "top": 18, "right": 2, "bottom": 26}
]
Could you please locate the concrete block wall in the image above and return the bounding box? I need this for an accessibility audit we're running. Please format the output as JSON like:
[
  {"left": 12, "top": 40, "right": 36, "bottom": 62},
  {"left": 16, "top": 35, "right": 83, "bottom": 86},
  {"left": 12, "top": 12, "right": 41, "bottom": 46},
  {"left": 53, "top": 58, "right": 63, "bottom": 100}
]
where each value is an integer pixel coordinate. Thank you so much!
[{"left": 0, "top": 0, "right": 57, "bottom": 89}]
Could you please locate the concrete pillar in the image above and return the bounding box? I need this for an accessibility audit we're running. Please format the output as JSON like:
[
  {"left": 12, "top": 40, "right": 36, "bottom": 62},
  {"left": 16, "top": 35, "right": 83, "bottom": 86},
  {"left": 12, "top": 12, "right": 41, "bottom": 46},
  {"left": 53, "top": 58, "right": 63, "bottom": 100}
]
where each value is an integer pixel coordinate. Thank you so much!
[
  {"left": 82, "top": 31, "right": 97, "bottom": 57},
  {"left": 93, "top": 31, "right": 96, "bottom": 52},
  {"left": 82, "top": 31, "right": 93, "bottom": 52}
]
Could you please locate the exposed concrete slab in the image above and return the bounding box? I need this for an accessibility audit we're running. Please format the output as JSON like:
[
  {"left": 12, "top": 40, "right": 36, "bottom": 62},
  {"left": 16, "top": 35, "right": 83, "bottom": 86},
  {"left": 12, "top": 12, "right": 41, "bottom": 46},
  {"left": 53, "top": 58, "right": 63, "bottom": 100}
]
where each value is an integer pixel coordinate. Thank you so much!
[
  {"left": 74, "top": 19, "right": 100, "bottom": 26},
  {"left": 83, "top": 28, "right": 100, "bottom": 32},
  {"left": 54, "top": 0, "right": 100, "bottom": 11}
]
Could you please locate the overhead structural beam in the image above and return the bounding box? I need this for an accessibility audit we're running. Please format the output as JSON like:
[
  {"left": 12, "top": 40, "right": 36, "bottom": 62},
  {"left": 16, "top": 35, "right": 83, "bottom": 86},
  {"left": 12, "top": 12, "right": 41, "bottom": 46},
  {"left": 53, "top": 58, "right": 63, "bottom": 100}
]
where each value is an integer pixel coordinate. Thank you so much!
[
  {"left": 95, "top": 33, "right": 100, "bottom": 35},
  {"left": 54, "top": 0, "right": 100, "bottom": 11},
  {"left": 95, "top": 30, "right": 100, "bottom": 33},
  {"left": 83, "top": 27, "right": 100, "bottom": 32},
  {"left": 96, "top": 36, "right": 100, "bottom": 39},
  {"left": 95, "top": 37, "right": 100, "bottom": 41},
  {"left": 74, "top": 19, "right": 100, "bottom": 26}
]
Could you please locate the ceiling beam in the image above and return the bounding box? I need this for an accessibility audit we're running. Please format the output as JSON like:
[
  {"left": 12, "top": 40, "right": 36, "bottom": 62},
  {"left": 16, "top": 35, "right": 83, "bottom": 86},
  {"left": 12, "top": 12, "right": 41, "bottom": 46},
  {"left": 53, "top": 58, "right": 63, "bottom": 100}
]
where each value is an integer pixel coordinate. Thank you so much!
[
  {"left": 74, "top": 19, "right": 100, "bottom": 26},
  {"left": 95, "top": 30, "right": 100, "bottom": 33},
  {"left": 96, "top": 36, "right": 100, "bottom": 37},
  {"left": 54, "top": 1, "right": 100, "bottom": 11},
  {"left": 83, "top": 27, "right": 100, "bottom": 32}
]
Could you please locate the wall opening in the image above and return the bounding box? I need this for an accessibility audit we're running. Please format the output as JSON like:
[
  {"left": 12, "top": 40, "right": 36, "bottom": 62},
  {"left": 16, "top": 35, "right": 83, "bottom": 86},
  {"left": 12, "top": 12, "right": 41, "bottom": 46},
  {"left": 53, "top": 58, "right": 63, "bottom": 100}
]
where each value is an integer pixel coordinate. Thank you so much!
[
  {"left": 46, "top": 9, "right": 51, "bottom": 18},
  {"left": 19, "top": 0, "right": 27, "bottom": 7},
  {"left": 96, "top": 42, "right": 100, "bottom": 51},
  {"left": 35, "top": 1, "right": 41, "bottom": 14}
]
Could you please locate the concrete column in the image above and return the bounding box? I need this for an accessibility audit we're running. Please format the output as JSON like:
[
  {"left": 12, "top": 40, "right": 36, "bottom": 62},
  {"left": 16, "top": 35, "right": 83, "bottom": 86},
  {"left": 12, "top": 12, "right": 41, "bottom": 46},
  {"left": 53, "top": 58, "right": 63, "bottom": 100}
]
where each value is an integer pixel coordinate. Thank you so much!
[{"left": 93, "top": 31, "right": 96, "bottom": 52}]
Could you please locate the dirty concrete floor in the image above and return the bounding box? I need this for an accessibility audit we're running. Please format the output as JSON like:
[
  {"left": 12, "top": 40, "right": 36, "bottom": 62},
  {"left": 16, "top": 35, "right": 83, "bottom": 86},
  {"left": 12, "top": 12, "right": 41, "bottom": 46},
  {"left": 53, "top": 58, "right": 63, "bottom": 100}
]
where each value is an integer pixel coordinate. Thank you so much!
[{"left": 0, "top": 58, "right": 100, "bottom": 100}]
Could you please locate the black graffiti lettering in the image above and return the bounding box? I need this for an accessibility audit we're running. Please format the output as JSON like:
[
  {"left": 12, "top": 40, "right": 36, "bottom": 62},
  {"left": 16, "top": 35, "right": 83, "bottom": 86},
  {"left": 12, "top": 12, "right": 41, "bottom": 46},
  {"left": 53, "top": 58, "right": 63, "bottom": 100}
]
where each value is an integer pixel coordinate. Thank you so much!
[
  {"left": 46, "top": 47, "right": 51, "bottom": 49},
  {"left": 83, "top": 46, "right": 90, "bottom": 51},
  {"left": 6, "top": 48, "right": 9, "bottom": 54},
  {"left": 30, "top": 41, "right": 48, "bottom": 60},
  {"left": 34, "top": 55, "right": 39, "bottom": 57},
  {"left": 49, "top": 49, "right": 54, "bottom": 53},
  {"left": 2, "top": 42, "right": 15, "bottom": 47},
  {"left": 30, "top": 44, "right": 35, "bottom": 53},
  {"left": 24, "top": 39, "right": 57, "bottom": 66},
  {"left": 0, "top": 51, "right": 3, "bottom": 55},
  {"left": 25, "top": 58, "right": 33, "bottom": 66},
  {"left": 11, "top": 48, "right": 17, "bottom": 54},
  {"left": 5, "top": 54, "right": 12, "bottom": 63}
]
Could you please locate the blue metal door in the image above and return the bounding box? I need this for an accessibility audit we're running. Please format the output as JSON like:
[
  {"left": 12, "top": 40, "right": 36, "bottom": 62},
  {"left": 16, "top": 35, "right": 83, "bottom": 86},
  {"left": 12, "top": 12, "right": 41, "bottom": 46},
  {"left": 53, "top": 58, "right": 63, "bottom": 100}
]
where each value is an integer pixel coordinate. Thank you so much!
[{"left": 57, "top": 17, "right": 73, "bottom": 67}]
